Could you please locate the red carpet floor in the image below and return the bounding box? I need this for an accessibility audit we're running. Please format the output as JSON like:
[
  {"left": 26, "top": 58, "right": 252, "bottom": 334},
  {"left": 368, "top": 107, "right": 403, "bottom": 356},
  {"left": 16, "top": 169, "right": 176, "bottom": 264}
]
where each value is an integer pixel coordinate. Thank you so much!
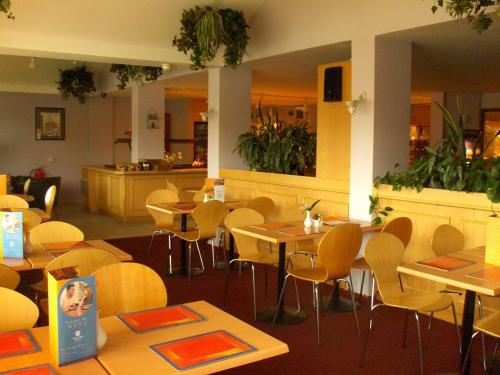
[{"left": 106, "top": 235, "right": 498, "bottom": 375}]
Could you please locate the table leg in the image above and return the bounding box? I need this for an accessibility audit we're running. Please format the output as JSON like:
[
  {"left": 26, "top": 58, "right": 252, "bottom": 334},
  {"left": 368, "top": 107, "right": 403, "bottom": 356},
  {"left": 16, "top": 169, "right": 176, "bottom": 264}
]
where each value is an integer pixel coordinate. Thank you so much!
[
  {"left": 323, "top": 281, "right": 361, "bottom": 313},
  {"left": 256, "top": 242, "right": 308, "bottom": 325},
  {"left": 460, "top": 290, "right": 476, "bottom": 375}
]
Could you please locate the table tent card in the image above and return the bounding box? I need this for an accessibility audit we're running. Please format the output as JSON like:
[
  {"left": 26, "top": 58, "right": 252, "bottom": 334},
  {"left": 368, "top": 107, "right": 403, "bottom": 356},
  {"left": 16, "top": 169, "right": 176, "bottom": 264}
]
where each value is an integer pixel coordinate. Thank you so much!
[
  {"left": 0, "top": 211, "right": 23, "bottom": 259},
  {"left": 485, "top": 216, "right": 500, "bottom": 266},
  {"left": 213, "top": 179, "right": 225, "bottom": 202},
  {"left": 48, "top": 266, "right": 97, "bottom": 366}
]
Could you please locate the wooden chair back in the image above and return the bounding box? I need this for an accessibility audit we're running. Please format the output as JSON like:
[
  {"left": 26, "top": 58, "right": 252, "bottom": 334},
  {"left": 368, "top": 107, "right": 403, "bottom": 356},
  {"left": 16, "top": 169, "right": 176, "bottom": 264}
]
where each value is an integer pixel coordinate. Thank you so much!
[
  {"left": 432, "top": 224, "right": 465, "bottom": 256},
  {"left": 92, "top": 262, "right": 167, "bottom": 318},
  {"left": 317, "top": 224, "right": 362, "bottom": 281},
  {"left": 44, "top": 248, "right": 121, "bottom": 279},
  {"left": 44, "top": 185, "right": 57, "bottom": 219},
  {"left": 246, "top": 196, "right": 275, "bottom": 222},
  {"left": 382, "top": 217, "right": 412, "bottom": 248},
  {"left": 23, "top": 178, "right": 31, "bottom": 195},
  {"left": 193, "top": 187, "right": 206, "bottom": 203},
  {"left": 365, "top": 232, "right": 406, "bottom": 300},
  {"left": 21, "top": 209, "right": 42, "bottom": 230},
  {"left": 29, "top": 221, "right": 84, "bottom": 247},
  {"left": 225, "top": 208, "right": 264, "bottom": 259},
  {"left": 166, "top": 181, "right": 179, "bottom": 195},
  {"left": 146, "top": 189, "right": 179, "bottom": 228},
  {"left": 0, "top": 264, "right": 21, "bottom": 290},
  {"left": 0, "top": 194, "right": 29, "bottom": 209},
  {"left": 192, "top": 200, "right": 228, "bottom": 240},
  {"left": 0, "top": 287, "right": 39, "bottom": 330}
]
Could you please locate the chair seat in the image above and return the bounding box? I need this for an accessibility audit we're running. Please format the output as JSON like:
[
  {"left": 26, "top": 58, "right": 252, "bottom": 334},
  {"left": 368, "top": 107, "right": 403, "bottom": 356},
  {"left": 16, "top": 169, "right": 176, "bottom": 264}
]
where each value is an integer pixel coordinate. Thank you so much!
[
  {"left": 352, "top": 257, "right": 371, "bottom": 271},
  {"left": 474, "top": 311, "right": 500, "bottom": 339},
  {"left": 171, "top": 229, "right": 200, "bottom": 242},
  {"left": 383, "top": 292, "right": 453, "bottom": 313},
  {"left": 237, "top": 253, "right": 280, "bottom": 267},
  {"left": 31, "top": 279, "right": 47, "bottom": 293},
  {"left": 288, "top": 266, "right": 328, "bottom": 282},
  {"left": 443, "top": 284, "right": 464, "bottom": 294},
  {"left": 31, "top": 208, "right": 50, "bottom": 223}
]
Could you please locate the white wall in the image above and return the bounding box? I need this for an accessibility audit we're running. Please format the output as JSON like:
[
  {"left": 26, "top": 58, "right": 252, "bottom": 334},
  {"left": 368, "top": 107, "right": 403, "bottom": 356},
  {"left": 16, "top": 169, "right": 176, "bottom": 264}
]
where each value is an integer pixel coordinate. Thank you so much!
[
  {"left": 482, "top": 93, "right": 500, "bottom": 108},
  {"left": 445, "top": 92, "right": 481, "bottom": 131},
  {"left": 0, "top": 92, "right": 114, "bottom": 203},
  {"left": 113, "top": 97, "right": 131, "bottom": 163}
]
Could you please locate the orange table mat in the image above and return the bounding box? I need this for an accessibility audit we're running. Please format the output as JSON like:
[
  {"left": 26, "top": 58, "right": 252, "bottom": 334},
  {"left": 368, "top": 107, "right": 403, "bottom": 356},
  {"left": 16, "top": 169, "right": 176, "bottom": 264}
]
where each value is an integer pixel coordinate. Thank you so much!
[
  {"left": 118, "top": 305, "right": 205, "bottom": 333},
  {"left": 467, "top": 267, "right": 500, "bottom": 283},
  {"left": 0, "top": 364, "right": 57, "bottom": 375},
  {"left": 41, "top": 241, "right": 90, "bottom": 251},
  {"left": 171, "top": 202, "right": 198, "bottom": 210},
  {"left": 417, "top": 256, "right": 475, "bottom": 271},
  {"left": 151, "top": 330, "right": 255, "bottom": 370},
  {"left": 0, "top": 330, "right": 40, "bottom": 358}
]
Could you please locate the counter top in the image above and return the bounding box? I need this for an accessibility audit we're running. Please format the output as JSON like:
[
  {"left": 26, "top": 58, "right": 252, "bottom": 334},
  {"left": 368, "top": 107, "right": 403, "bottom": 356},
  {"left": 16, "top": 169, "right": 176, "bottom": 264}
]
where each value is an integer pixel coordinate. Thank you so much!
[{"left": 82, "top": 165, "right": 207, "bottom": 175}]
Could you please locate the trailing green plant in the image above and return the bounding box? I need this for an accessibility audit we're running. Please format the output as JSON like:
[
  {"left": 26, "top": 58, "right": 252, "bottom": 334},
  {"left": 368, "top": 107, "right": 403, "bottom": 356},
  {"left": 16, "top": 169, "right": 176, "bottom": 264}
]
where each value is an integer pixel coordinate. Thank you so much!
[
  {"left": 430, "top": 0, "right": 500, "bottom": 33},
  {"left": 0, "top": 0, "right": 14, "bottom": 19},
  {"left": 235, "top": 102, "right": 317, "bottom": 176},
  {"left": 369, "top": 195, "right": 393, "bottom": 225},
  {"left": 56, "top": 65, "right": 96, "bottom": 104},
  {"left": 172, "top": 5, "right": 249, "bottom": 70},
  {"left": 110, "top": 64, "right": 164, "bottom": 90},
  {"left": 374, "top": 97, "right": 500, "bottom": 203},
  {"left": 303, "top": 199, "right": 321, "bottom": 212}
]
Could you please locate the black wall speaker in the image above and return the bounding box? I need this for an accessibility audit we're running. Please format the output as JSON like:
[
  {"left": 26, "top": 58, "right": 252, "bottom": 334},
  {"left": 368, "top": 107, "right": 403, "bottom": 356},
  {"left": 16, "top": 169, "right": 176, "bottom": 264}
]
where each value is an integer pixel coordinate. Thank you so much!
[{"left": 323, "top": 66, "right": 342, "bottom": 102}]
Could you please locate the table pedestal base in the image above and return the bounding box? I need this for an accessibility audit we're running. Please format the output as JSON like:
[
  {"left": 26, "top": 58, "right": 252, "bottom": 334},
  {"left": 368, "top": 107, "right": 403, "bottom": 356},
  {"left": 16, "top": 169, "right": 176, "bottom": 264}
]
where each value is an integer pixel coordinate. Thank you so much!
[
  {"left": 256, "top": 306, "right": 308, "bottom": 325},
  {"left": 213, "top": 261, "right": 252, "bottom": 271},
  {"left": 322, "top": 296, "right": 361, "bottom": 313}
]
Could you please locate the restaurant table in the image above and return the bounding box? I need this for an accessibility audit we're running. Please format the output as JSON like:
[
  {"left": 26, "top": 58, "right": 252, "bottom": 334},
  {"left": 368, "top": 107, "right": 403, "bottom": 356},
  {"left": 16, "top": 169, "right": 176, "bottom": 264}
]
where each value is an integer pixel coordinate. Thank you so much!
[
  {"left": 97, "top": 300, "right": 288, "bottom": 374},
  {"left": 146, "top": 200, "right": 247, "bottom": 278},
  {"left": 1, "top": 239, "right": 132, "bottom": 271},
  {"left": 12, "top": 194, "right": 35, "bottom": 203},
  {"left": 0, "top": 326, "right": 106, "bottom": 374},
  {"left": 397, "top": 246, "right": 499, "bottom": 375},
  {"left": 231, "top": 219, "right": 382, "bottom": 325}
]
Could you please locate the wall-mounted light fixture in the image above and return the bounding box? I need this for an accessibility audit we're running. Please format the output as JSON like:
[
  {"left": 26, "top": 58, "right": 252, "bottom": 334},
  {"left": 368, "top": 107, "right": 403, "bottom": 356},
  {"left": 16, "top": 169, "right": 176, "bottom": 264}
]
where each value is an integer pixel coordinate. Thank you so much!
[
  {"left": 200, "top": 101, "right": 216, "bottom": 121},
  {"left": 146, "top": 109, "right": 159, "bottom": 129},
  {"left": 344, "top": 92, "right": 367, "bottom": 115}
]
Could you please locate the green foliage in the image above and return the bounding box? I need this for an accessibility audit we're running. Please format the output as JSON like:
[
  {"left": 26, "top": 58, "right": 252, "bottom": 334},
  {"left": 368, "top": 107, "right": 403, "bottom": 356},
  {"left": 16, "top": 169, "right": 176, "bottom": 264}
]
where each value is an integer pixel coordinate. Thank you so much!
[
  {"left": 235, "top": 103, "right": 317, "bottom": 176},
  {"left": 374, "top": 97, "right": 500, "bottom": 203},
  {"left": 430, "top": 0, "right": 500, "bottom": 33},
  {"left": 304, "top": 199, "right": 321, "bottom": 212},
  {"left": 110, "top": 65, "right": 163, "bottom": 90},
  {"left": 369, "top": 195, "right": 393, "bottom": 225},
  {"left": 172, "top": 6, "right": 249, "bottom": 70},
  {"left": 56, "top": 65, "right": 96, "bottom": 104},
  {"left": 0, "top": 0, "right": 14, "bottom": 19}
]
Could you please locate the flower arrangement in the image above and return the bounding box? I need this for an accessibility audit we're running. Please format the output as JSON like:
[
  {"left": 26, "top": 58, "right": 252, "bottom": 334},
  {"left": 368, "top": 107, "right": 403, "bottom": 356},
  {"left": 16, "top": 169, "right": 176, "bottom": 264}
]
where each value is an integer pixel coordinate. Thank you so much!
[
  {"left": 303, "top": 199, "right": 321, "bottom": 212},
  {"left": 164, "top": 151, "right": 183, "bottom": 164}
]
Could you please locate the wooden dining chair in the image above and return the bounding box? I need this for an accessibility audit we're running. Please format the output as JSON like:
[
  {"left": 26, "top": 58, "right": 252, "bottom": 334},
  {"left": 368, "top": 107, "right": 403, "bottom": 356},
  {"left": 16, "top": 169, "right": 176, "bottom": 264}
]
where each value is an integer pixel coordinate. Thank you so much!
[
  {"left": 360, "top": 232, "right": 461, "bottom": 375},
  {"left": 273, "top": 224, "right": 362, "bottom": 346},
  {"left": 146, "top": 189, "right": 180, "bottom": 271},
  {"left": 23, "top": 178, "right": 31, "bottom": 195},
  {"left": 0, "top": 194, "right": 29, "bottom": 209},
  {"left": 246, "top": 196, "right": 275, "bottom": 222},
  {"left": 192, "top": 187, "right": 206, "bottom": 203},
  {"left": 166, "top": 181, "right": 179, "bottom": 196},
  {"left": 92, "top": 262, "right": 167, "bottom": 318},
  {"left": 224, "top": 208, "right": 300, "bottom": 320},
  {"left": 21, "top": 208, "right": 42, "bottom": 231},
  {"left": 0, "top": 287, "right": 39, "bottom": 330},
  {"left": 30, "top": 185, "right": 57, "bottom": 222},
  {"left": 353, "top": 216, "right": 413, "bottom": 327},
  {"left": 0, "top": 264, "right": 21, "bottom": 290},
  {"left": 171, "top": 200, "right": 228, "bottom": 285},
  {"left": 29, "top": 221, "right": 84, "bottom": 247}
]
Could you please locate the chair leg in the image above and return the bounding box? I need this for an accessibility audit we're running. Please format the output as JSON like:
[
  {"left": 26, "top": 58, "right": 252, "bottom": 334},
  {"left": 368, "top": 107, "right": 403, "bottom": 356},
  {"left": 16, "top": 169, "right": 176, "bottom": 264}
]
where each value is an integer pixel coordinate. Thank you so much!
[
  {"left": 358, "top": 270, "right": 366, "bottom": 303},
  {"left": 424, "top": 312, "right": 433, "bottom": 350},
  {"left": 224, "top": 259, "right": 237, "bottom": 306},
  {"left": 264, "top": 265, "right": 268, "bottom": 296},
  {"left": 314, "top": 282, "right": 321, "bottom": 347},
  {"left": 489, "top": 342, "right": 499, "bottom": 372},
  {"left": 272, "top": 274, "right": 290, "bottom": 326},
  {"left": 460, "top": 332, "right": 479, "bottom": 375},
  {"left": 167, "top": 234, "right": 173, "bottom": 274},
  {"left": 451, "top": 302, "right": 461, "bottom": 355},
  {"left": 188, "top": 243, "right": 192, "bottom": 286},
  {"left": 414, "top": 312, "right": 424, "bottom": 375},
  {"left": 195, "top": 241, "right": 205, "bottom": 271},
  {"left": 293, "top": 276, "right": 301, "bottom": 312},
  {"left": 251, "top": 264, "right": 257, "bottom": 320},
  {"left": 402, "top": 309, "right": 409, "bottom": 349},
  {"left": 211, "top": 241, "right": 216, "bottom": 268},
  {"left": 148, "top": 230, "right": 158, "bottom": 256},
  {"left": 360, "top": 305, "right": 376, "bottom": 367},
  {"left": 477, "top": 296, "right": 487, "bottom": 371},
  {"left": 310, "top": 255, "right": 316, "bottom": 308},
  {"left": 369, "top": 273, "right": 377, "bottom": 330},
  {"left": 347, "top": 275, "right": 360, "bottom": 335}
]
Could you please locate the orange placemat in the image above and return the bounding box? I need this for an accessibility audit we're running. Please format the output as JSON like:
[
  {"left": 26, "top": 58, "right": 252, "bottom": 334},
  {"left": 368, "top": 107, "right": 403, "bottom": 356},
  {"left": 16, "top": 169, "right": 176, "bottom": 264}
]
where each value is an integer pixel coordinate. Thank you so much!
[
  {"left": 171, "top": 202, "right": 198, "bottom": 210},
  {"left": 251, "top": 223, "right": 293, "bottom": 230},
  {"left": 467, "top": 268, "right": 500, "bottom": 283},
  {"left": 118, "top": 305, "right": 205, "bottom": 333},
  {"left": 0, "top": 330, "right": 40, "bottom": 358},
  {"left": 278, "top": 227, "right": 324, "bottom": 236},
  {"left": 417, "top": 256, "right": 475, "bottom": 271},
  {"left": 151, "top": 330, "right": 256, "bottom": 370},
  {"left": 41, "top": 241, "right": 90, "bottom": 251},
  {"left": 0, "top": 364, "right": 57, "bottom": 375}
]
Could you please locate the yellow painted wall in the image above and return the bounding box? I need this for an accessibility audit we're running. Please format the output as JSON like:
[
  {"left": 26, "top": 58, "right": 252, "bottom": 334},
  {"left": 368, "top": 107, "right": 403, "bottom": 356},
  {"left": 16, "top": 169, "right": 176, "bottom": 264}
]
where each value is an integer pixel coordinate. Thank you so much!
[{"left": 316, "top": 61, "right": 351, "bottom": 181}]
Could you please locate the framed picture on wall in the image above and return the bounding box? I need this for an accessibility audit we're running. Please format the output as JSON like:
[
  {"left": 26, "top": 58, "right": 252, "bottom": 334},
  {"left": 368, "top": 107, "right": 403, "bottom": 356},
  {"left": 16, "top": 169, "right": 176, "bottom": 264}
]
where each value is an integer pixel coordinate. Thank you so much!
[{"left": 35, "top": 107, "right": 65, "bottom": 140}]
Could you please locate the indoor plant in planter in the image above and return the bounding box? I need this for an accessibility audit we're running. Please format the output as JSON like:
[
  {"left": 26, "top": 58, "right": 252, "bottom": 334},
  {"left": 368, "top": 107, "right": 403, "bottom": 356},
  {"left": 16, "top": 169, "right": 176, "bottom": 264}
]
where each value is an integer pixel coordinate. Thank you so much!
[
  {"left": 56, "top": 65, "right": 96, "bottom": 104},
  {"left": 172, "top": 5, "right": 249, "bottom": 70},
  {"left": 303, "top": 200, "right": 320, "bottom": 228},
  {"left": 109, "top": 64, "right": 164, "bottom": 90}
]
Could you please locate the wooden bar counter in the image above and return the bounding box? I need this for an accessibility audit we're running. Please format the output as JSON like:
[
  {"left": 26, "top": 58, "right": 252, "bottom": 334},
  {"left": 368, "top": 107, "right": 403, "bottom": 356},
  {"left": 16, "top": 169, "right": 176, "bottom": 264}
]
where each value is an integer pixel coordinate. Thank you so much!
[{"left": 81, "top": 166, "right": 206, "bottom": 222}]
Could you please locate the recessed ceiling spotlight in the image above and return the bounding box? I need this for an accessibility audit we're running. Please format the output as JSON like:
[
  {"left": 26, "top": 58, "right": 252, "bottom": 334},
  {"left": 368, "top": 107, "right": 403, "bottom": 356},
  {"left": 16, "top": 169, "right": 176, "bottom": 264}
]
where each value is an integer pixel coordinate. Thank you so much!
[
  {"left": 162, "top": 63, "right": 171, "bottom": 72},
  {"left": 28, "top": 57, "right": 36, "bottom": 69}
]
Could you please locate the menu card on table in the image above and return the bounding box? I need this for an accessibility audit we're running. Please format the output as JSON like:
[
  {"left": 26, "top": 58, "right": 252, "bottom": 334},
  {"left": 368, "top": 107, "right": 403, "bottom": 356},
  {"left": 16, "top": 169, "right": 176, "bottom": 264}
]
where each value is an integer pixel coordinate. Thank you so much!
[
  {"left": 118, "top": 305, "right": 205, "bottom": 333},
  {"left": 0, "top": 211, "right": 23, "bottom": 259},
  {"left": 151, "top": 330, "right": 256, "bottom": 371},
  {"left": 0, "top": 330, "right": 40, "bottom": 358},
  {"left": 0, "top": 364, "right": 57, "bottom": 375},
  {"left": 467, "top": 268, "right": 500, "bottom": 283},
  {"left": 417, "top": 256, "right": 475, "bottom": 271}
]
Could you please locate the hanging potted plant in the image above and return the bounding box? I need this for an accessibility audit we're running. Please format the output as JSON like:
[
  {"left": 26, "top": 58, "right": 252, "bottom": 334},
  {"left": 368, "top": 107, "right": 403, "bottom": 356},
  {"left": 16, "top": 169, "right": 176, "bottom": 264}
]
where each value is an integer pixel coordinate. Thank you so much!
[
  {"left": 109, "top": 64, "right": 164, "bottom": 90},
  {"left": 172, "top": 5, "right": 249, "bottom": 70},
  {"left": 0, "top": 0, "right": 14, "bottom": 19},
  {"left": 56, "top": 65, "right": 96, "bottom": 104}
]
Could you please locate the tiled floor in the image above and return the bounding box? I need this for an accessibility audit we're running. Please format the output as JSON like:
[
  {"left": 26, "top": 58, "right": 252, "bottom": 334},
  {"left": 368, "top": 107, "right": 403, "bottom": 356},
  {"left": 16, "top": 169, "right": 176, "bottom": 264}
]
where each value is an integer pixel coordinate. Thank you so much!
[{"left": 53, "top": 204, "right": 155, "bottom": 240}]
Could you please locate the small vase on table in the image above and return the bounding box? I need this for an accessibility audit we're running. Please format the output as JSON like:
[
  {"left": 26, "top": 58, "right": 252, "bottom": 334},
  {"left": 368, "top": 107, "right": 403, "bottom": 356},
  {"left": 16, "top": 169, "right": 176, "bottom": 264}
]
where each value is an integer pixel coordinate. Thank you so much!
[{"left": 304, "top": 210, "right": 313, "bottom": 228}]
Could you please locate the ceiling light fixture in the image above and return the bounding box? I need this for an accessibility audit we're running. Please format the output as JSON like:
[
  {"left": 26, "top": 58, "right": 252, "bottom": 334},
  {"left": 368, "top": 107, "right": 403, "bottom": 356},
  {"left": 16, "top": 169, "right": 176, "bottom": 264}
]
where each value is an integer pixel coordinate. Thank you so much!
[{"left": 28, "top": 57, "right": 36, "bottom": 69}]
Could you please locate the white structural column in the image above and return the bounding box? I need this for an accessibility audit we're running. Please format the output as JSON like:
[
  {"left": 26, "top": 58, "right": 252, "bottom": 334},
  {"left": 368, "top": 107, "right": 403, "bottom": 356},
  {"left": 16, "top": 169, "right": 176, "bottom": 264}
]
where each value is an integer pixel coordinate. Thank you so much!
[
  {"left": 207, "top": 67, "right": 251, "bottom": 178},
  {"left": 349, "top": 35, "right": 412, "bottom": 220},
  {"left": 131, "top": 83, "right": 165, "bottom": 162}
]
